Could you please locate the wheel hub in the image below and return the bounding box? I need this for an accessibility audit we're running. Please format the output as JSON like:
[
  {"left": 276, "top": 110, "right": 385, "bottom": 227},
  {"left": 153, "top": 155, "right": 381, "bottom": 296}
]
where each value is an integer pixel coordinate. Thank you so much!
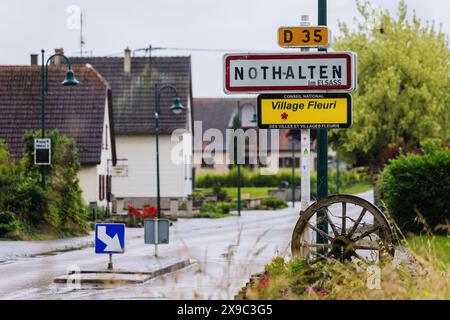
[{"left": 330, "top": 236, "right": 355, "bottom": 260}]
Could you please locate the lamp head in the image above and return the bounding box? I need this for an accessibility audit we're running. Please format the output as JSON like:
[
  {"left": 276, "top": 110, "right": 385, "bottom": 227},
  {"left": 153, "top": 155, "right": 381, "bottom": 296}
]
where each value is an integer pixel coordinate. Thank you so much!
[
  {"left": 170, "top": 97, "right": 185, "bottom": 114},
  {"left": 62, "top": 69, "right": 79, "bottom": 86}
]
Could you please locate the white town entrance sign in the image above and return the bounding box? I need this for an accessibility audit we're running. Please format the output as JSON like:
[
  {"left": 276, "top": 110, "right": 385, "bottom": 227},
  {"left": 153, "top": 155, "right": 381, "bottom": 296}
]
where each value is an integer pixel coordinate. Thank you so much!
[{"left": 224, "top": 52, "right": 357, "bottom": 93}]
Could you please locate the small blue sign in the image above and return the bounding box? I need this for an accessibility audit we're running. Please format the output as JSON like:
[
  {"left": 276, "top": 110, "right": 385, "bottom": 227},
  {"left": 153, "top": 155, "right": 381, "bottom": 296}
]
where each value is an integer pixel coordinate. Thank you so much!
[{"left": 95, "top": 223, "right": 125, "bottom": 254}]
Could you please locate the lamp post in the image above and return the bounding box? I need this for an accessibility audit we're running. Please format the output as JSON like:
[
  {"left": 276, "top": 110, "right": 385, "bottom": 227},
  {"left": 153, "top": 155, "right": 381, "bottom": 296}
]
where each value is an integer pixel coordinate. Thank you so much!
[
  {"left": 40, "top": 49, "right": 79, "bottom": 189},
  {"left": 154, "top": 83, "right": 185, "bottom": 218},
  {"left": 235, "top": 101, "right": 257, "bottom": 217}
]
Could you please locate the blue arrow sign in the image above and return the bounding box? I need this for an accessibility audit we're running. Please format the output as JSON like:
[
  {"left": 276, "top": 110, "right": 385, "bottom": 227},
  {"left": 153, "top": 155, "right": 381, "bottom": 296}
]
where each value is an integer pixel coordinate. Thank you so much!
[{"left": 95, "top": 223, "right": 125, "bottom": 254}]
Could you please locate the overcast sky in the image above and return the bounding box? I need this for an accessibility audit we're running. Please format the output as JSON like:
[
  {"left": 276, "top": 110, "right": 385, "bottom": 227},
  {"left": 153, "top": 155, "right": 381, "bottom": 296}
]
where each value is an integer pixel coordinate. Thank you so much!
[{"left": 0, "top": 0, "right": 448, "bottom": 97}]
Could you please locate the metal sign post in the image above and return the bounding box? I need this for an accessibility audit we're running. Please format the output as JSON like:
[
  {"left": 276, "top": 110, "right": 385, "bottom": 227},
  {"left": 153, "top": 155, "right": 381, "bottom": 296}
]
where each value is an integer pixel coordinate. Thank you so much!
[
  {"left": 154, "top": 217, "right": 158, "bottom": 256},
  {"left": 144, "top": 218, "right": 170, "bottom": 257},
  {"left": 300, "top": 15, "right": 311, "bottom": 214},
  {"left": 316, "top": 0, "right": 329, "bottom": 251},
  {"left": 94, "top": 223, "right": 125, "bottom": 270}
]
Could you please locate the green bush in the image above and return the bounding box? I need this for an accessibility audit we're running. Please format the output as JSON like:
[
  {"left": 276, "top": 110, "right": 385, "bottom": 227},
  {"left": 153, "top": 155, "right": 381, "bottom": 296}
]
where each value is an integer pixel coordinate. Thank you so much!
[
  {"left": 0, "top": 130, "right": 89, "bottom": 238},
  {"left": 200, "top": 202, "right": 236, "bottom": 215},
  {"left": 0, "top": 211, "right": 20, "bottom": 235},
  {"left": 217, "top": 202, "right": 235, "bottom": 214},
  {"left": 261, "top": 197, "right": 288, "bottom": 210},
  {"left": 196, "top": 168, "right": 371, "bottom": 199},
  {"left": 376, "top": 147, "right": 450, "bottom": 235},
  {"left": 212, "top": 184, "right": 227, "bottom": 202}
]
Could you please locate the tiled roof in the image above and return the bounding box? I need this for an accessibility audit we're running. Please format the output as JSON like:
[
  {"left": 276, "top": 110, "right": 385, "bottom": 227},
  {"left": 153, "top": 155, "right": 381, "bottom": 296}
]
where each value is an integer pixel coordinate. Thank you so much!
[
  {"left": 69, "top": 56, "right": 191, "bottom": 135},
  {"left": 0, "top": 65, "right": 115, "bottom": 164},
  {"left": 193, "top": 98, "right": 303, "bottom": 152}
]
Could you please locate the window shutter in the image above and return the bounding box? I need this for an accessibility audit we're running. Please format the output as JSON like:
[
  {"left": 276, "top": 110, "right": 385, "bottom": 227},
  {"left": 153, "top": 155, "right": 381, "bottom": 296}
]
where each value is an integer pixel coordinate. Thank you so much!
[
  {"left": 106, "top": 175, "right": 112, "bottom": 201},
  {"left": 99, "top": 175, "right": 105, "bottom": 201}
]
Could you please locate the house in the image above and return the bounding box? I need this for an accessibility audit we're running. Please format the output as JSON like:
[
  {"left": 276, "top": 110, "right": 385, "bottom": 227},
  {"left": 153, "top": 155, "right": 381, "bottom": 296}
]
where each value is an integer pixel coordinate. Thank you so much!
[
  {"left": 192, "top": 98, "right": 318, "bottom": 175},
  {"left": 0, "top": 56, "right": 116, "bottom": 206},
  {"left": 70, "top": 49, "right": 193, "bottom": 212}
]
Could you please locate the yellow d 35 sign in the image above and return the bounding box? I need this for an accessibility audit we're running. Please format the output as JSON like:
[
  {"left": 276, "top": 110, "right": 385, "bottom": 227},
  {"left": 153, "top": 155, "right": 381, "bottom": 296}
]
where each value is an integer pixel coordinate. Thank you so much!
[{"left": 278, "top": 26, "right": 330, "bottom": 48}]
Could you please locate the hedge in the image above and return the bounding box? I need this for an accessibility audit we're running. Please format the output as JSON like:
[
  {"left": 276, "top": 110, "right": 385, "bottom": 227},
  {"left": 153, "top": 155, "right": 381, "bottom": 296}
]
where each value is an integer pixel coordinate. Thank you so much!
[
  {"left": 196, "top": 168, "right": 370, "bottom": 199},
  {"left": 376, "top": 148, "right": 450, "bottom": 235}
]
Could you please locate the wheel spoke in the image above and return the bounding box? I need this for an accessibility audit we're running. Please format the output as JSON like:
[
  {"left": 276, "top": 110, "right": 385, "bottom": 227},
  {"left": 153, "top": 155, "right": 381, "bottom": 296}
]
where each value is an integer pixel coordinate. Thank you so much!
[
  {"left": 306, "top": 222, "right": 334, "bottom": 241},
  {"left": 354, "top": 244, "right": 380, "bottom": 251},
  {"left": 341, "top": 202, "right": 346, "bottom": 235},
  {"left": 325, "top": 208, "right": 339, "bottom": 237},
  {"left": 352, "top": 225, "right": 381, "bottom": 242},
  {"left": 347, "top": 208, "right": 367, "bottom": 238},
  {"left": 300, "top": 242, "right": 332, "bottom": 249}
]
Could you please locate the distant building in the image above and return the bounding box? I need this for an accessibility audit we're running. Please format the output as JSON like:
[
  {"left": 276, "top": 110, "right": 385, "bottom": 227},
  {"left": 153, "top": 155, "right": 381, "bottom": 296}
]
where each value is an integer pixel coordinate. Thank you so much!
[
  {"left": 0, "top": 59, "right": 116, "bottom": 206},
  {"left": 192, "top": 98, "right": 318, "bottom": 174},
  {"left": 70, "top": 50, "right": 193, "bottom": 212}
]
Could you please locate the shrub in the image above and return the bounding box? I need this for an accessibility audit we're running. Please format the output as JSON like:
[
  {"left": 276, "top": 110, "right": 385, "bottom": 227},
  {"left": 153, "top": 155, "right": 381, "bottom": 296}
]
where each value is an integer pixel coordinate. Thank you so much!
[
  {"left": 217, "top": 202, "right": 235, "bottom": 214},
  {"left": 376, "top": 147, "right": 450, "bottom": 235},
  {"left": 0, "top": 130, "right": 89, "bottom": 238},
  {"left": 200, "top": 202, "right": 220, "bottom": 214},
  {"left": 0, "top": 211, "right": 20, "bottom": 235},
  {"left": 261, "top": 197, "right": 288, "bottom": 210},
  {"left": 195, "top": 168, "right": 371, "bottom": 197},
  {"left": 212, "top": 184, "right": 227, "bottom": 202},
  {"left": 21, "top": 130, "right": 88, "bottom": 234}
]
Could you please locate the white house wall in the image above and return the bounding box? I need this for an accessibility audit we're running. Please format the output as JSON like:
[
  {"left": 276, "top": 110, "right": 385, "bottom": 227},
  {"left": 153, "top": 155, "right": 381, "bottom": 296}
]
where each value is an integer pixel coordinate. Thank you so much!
[
  {"left": 77, "top": 96, "right": 113, "bottom": 207},
  {"left": 78, "top": 165, "right": 98, "bottom": 204},
  {"left": 112, "top": 134, "right": 192, "bottom": 199}
]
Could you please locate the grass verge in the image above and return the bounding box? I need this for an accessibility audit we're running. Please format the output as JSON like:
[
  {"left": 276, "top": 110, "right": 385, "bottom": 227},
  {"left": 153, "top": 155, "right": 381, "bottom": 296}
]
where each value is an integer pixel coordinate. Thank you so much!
[{"left": 237, "top": 235, "right": 450, "bottom": 300}]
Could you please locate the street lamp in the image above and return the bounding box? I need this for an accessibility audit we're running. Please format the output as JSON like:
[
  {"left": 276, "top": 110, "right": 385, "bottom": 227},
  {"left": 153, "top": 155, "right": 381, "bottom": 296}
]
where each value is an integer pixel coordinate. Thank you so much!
[
  {"left": 235, "top": 101, "right": 257, "bottom": 217},
  {"left": 40, "top": 49, "right": 79, "bottom": 189},
  {"left": 154, "top": 83, "right": 185, "bottom": 218}
]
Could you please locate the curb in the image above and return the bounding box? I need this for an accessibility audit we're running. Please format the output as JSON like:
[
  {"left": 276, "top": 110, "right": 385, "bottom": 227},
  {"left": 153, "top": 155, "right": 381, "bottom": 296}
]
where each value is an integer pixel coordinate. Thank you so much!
[{"left": 54, "top": 258, "right": 195, "bottom": 285}]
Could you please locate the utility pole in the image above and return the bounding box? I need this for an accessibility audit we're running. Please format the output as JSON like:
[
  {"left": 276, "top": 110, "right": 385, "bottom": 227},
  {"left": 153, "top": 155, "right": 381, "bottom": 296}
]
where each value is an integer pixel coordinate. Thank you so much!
[{"left": 316, "top": 0, "right": 329, "bottom": 248}]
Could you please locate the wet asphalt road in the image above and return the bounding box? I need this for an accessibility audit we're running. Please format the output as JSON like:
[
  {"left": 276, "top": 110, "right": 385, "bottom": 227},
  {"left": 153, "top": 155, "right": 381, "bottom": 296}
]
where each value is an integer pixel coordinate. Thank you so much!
[{"left": 0, "top": 191, "right": 373, "bottom": 299}]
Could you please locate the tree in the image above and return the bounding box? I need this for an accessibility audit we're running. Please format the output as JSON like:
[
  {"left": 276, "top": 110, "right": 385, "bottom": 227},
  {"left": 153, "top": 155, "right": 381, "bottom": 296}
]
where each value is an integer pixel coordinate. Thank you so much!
[
  {"left": 22, "top": 130, "right": 88, "bottom": 234},
  {"left": 330, "top": 1, "right": 449, "bottom": 174}
]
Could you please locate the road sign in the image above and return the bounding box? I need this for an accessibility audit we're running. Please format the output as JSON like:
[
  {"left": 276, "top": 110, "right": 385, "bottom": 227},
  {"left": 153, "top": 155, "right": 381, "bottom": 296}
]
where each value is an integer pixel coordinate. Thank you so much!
[
  {"left": 111, "top": 165, "right": 128, "bottom": 177},
  {"left": 95, "top": 223, "right": 125, "bottom": 254},
  {"left": 223, "top": 52, "right": 356, "bottom": 93},
  {"left": 278, "top": 26, "right": 330, "bottom": 48},
  {"left": 144, "top": 219, "right": 169, "bottom": 244},
  {"left": 34, "top": 138, "right": 51, "bottom": 165},
  {"left": 257, "top": 93, "right": 352, "bottom": 129}
]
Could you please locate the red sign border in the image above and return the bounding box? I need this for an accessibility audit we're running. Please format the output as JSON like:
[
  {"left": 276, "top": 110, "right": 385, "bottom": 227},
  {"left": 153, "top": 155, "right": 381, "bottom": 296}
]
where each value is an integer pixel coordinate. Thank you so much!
[{"left": 224, "top": 53, "right": 354, "bottom": 93}]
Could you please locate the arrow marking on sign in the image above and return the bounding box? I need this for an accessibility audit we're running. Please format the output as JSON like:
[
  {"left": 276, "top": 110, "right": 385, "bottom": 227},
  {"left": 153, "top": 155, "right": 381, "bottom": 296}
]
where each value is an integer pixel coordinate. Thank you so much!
[{"left": 97, "top": 226, "right": 123, "bottom": 252}]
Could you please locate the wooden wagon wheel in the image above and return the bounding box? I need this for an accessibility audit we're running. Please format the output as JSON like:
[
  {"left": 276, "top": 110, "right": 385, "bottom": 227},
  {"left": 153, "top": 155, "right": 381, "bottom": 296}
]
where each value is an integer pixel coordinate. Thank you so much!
[{"left": 291, "top": 194, "right": 395, "bottom": 263}]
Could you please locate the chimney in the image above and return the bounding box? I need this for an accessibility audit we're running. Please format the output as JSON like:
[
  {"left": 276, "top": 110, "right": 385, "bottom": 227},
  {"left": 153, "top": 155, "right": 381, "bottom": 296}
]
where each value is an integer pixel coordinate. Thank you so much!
[
  {"left": 124, "top": 47, "right": 131, "bottom": 73},
  {"left": 53, "top": 48, "right": 64, "bottom": 65},
  {"left": 30, "top": 54, "right": 38, "bottom": 66}
]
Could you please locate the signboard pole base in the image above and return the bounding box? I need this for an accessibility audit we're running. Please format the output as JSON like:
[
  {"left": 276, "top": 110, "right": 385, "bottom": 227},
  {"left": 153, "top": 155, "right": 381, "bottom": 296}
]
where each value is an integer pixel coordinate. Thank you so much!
[
  {"left": 154, "top": 217, "right": 158, "bottom": 257},
  {"left": 108, "top": 253, "right": 113, "bottom": 270}
]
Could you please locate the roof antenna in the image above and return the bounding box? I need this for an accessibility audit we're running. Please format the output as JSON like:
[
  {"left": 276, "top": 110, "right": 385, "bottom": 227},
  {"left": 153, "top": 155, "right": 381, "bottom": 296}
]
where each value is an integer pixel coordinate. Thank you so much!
[{"left": 80, "top": 11, "right": 86, "bottom": 56}]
